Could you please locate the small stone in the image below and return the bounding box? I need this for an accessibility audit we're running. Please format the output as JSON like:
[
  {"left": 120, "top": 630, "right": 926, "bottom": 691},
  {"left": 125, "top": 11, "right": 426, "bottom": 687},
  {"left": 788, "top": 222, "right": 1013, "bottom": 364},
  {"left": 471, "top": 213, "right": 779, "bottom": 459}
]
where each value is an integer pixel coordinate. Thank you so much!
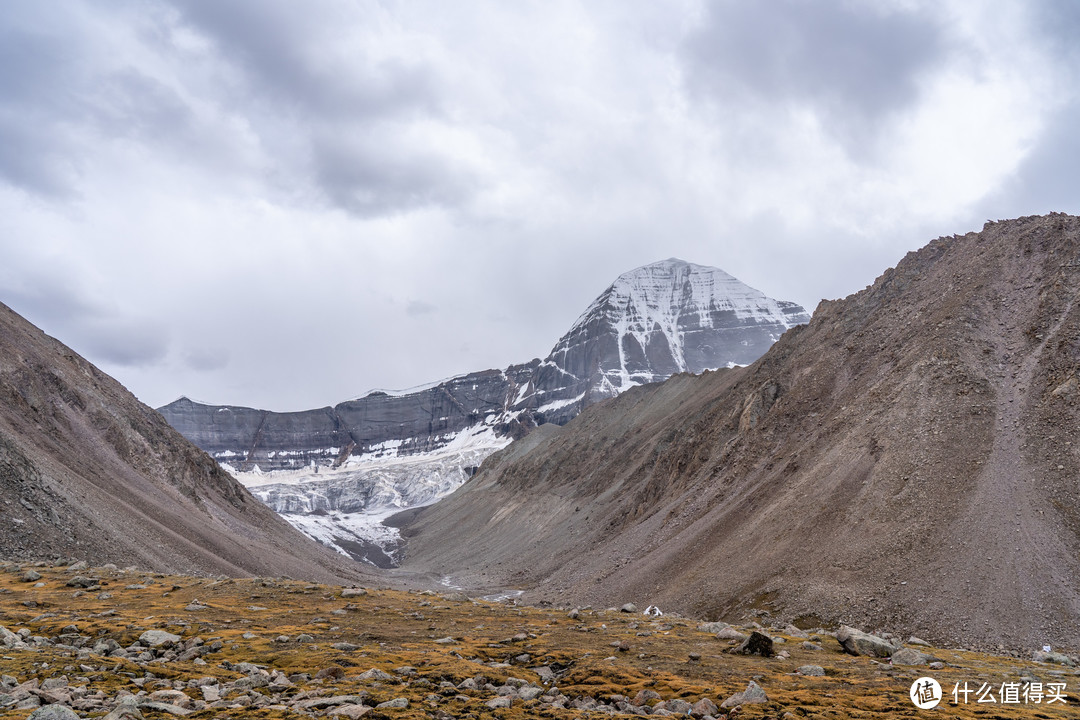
[
  {"left": 21, "top": 571, "right": 42, "bottom": 583},
  {"left": 486, "top": 697, "right": 512, "bottom": 709},
  {"left": 341, "top": 588, "right": 368, "bottom": 598},
  {"left": 375, "top": 698, "right": 408, "bottom": 709},
  {"left": 433, "top": 637, "right": 455, "bottom": 644},
  {"left": 620, "top": 603, "right": 638, "bottom": 613},
  {"left": 797, "top": 665, "right": 825, "bottom": 676}
]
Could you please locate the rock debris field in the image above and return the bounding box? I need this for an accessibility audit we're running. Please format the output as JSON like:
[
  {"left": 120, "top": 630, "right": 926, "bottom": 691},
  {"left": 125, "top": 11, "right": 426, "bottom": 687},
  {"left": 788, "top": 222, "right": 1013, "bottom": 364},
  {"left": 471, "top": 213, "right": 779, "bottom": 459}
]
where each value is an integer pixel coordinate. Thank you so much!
[{"left": 0, "top": 562, "right": 1077, "bottom": 719}]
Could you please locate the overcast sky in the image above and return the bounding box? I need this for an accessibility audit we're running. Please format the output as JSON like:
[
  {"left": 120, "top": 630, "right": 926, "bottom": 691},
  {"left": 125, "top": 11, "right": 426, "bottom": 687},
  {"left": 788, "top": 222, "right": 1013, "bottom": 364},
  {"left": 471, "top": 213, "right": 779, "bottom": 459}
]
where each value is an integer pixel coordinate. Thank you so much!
[{"left": 2, "top": 1, "right": 1078, "bottom": 411}]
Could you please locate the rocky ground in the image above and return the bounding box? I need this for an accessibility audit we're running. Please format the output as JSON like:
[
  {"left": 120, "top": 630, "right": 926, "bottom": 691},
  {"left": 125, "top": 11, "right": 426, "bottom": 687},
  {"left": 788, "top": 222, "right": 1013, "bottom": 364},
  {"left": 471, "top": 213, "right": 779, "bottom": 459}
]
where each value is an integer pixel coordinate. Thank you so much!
[{"left": 0, "top": 562, "right": 1077, "bottom": 719}]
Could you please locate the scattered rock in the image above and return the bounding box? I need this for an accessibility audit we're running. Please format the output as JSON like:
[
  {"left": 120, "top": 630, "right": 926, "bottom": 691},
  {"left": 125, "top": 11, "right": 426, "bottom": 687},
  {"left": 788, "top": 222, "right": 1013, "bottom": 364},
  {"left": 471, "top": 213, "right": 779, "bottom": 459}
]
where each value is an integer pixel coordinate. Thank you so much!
[
  {"left": 716, "top": 627, "right": 748, "bottom": 642},
  {"left": 138, "top": 630, "right": 180, "bottom": 648},
  {"left": 357, "top": 668, "right": 395, "bottom": 682},
  {"left": 836, "top": 625, "right": 899, "bottom": 658},
  {"left": 698, "top": 621, "right": 731, "bottom": 633},
  {"left": 690, "top": 697, "right": 718, "bottom": 717},
  {"left": 619, "top": 603, "right": 638, "bottom": 613},
  {"left": 332, "top": 642, "right": 359, "bottom": 651},
  {"left": 890, "top": 648, "right": 931, "bottom": 666},
  {"left": 783, "top": 624, "right": 809, "bottom": 638},
  {"left": 1033, "top": 650, "right": 1075, "bottom": 666},
  {"left": 732, "top": 630, "right": 774, "bottom": 657},
  {"left": 375, "top": 698, "right": 408, "bottom": 709},
  {"left": 797, "top": 665, "right": 825, "bottom": 676},
  {"left": 633, "top": 689, "right": 661, "bottom": 706},
  {"left": 27, "top": 706, "right": 81, "bottom": 720},
  {"left": 720, "top": 680, "right": 769, "bottom": 709},
  {"left": 21, "top": 571, "right": 42, "bottom": 583}
]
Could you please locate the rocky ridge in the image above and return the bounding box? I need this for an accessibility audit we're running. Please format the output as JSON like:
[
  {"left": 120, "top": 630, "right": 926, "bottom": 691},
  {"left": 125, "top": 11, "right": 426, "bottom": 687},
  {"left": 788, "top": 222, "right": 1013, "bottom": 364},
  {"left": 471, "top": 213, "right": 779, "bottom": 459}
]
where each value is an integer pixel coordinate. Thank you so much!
[
  {"left": 0, "top": 300, "right": 371, "bottom": 584},
  {"left": 397, "top": 214, "right": 1080, "bottom": 652},
  {"left": 160, "top": 259, "right": 808, "bottom": 474}
]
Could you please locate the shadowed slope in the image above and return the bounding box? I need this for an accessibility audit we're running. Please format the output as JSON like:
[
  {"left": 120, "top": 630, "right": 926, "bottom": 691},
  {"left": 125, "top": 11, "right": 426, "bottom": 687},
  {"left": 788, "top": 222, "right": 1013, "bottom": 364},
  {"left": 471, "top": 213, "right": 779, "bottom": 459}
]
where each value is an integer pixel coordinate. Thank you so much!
[
  {"left": 400, "top": 213, "right": 1080, "bottom": 651},
  {"left": 0, "top": 301, "right": 373, "bottom": 584}
]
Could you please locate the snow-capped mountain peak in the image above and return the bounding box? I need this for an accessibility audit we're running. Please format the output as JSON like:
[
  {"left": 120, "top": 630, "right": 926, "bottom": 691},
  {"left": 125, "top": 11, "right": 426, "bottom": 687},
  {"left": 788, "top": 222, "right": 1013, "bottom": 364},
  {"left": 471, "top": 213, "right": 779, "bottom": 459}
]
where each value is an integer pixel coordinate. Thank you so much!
[{"left": 549, "top": 259, "right": 809, "bottom": 396}]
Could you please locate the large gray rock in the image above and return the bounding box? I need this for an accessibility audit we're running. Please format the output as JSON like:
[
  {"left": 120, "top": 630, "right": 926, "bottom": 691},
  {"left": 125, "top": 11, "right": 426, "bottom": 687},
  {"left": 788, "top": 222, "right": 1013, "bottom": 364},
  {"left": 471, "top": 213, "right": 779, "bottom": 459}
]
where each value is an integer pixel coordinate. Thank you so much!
[
  {"left": 720, "top": 681, "right": 769, "bottom": 709},
  {"left": 836, "top": 625, "right": 899, "bottom": 658},
  {"left": 1032, "top": 650, "right": 1075, "bottom": 666},
  {"left": 27, "top": 706, "right": 81, "bottom": 720},
  {"left": 138, "top": 630, "right": 180, "bottom": 647},
  {"left": 890, "top": 647, "right": 931, "bottom": 666}
]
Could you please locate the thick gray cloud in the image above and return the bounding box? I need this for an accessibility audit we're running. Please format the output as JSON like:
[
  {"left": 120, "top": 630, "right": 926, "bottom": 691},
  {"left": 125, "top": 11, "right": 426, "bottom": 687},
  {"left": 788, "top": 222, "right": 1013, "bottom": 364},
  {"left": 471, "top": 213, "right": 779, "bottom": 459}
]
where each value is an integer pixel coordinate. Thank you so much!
[
  {"left": 682, "top": 0, "right": 947, "bottom": 150},
  {"left": 0, "top": 1, "right": 1075, "bottom": 411}
]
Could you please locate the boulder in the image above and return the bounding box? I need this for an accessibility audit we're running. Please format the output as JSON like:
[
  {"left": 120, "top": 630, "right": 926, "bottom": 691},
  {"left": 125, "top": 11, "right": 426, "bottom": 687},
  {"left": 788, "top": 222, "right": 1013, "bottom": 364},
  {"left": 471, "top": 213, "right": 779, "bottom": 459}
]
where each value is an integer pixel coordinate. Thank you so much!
[
  {"left": 836, "top": 625, "right": 899, "bottom": 658},
  {"left": 698, "top": 621, "right": 731, "bottom": 633},
  {"left": 732, "top": 630, "right": 774, "bottom": 657},
  {"left": 720, "top": 681, "right": 768, "bottom": 709},
  {"left": 1032, "top": 650, "right": 1075, "bottom": 666},
  {"left": 138, "top": 630, "right": 180, "bottom": 647},
  {"left": 890, "top": 648, "right": 931, "bottom": 666},
  {"left": 27, "top": 706, "right": 81, "bottom": 720}
]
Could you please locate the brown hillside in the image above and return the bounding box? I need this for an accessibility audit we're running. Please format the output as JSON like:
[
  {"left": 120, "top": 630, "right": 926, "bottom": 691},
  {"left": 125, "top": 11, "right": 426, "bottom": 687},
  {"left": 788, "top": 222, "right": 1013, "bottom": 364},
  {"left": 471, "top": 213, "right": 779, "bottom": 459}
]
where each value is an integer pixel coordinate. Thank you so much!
[
  {"left": 398, "top": 213, "right": 1080, "bottom": 653},
  {"left": 0, "top": 301, "right": 373, "bottom": 584}
]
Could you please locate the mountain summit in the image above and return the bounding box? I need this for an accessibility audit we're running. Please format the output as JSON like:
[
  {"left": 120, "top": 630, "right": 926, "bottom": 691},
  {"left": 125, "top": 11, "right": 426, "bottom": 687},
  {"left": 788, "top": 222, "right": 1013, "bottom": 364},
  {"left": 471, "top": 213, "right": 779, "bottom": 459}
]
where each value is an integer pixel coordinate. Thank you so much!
[
  {"left": 548, "top": 258, "right": 810, "bottom": 398},
  {"left": 159, "top": 260, "right": 808, "bottom": 563}
]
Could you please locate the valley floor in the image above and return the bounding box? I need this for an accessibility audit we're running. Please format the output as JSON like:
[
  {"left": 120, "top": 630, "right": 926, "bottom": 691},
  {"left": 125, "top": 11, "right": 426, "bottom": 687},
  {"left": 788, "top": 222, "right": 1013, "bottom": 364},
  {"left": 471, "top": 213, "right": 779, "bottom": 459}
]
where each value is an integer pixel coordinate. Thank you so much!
[{"left": 0, "top": 562, "right": 1077, "bottom": 719}]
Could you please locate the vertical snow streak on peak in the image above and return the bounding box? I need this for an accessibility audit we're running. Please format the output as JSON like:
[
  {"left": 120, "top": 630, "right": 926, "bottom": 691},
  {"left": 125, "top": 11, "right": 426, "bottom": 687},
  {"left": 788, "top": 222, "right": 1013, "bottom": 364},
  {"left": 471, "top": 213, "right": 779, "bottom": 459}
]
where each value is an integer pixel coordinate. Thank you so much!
[{"left": 549, "top": 258, "right": 810, "bottom": 398}]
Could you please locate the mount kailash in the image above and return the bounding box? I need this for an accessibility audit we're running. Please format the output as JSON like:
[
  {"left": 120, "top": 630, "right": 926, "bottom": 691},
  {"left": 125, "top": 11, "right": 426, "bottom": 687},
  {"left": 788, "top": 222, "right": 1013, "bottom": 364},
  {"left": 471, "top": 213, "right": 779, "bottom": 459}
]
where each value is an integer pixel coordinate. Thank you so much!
[{"left": 159, "top": 259, "right": 810, "bottom": 565}]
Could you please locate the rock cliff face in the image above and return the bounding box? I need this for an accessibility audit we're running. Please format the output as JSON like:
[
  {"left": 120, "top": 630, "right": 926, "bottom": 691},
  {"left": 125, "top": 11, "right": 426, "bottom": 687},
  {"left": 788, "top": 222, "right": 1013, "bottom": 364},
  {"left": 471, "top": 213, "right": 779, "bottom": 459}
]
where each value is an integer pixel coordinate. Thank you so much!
[
  {"left": 0, "top": 301, "right": 372, "bottom": 584},
  {"left": 158, "top": 259, "right": 808, "bottom": 563},
  {"left": 398, "top": 214, "right": 1080, "bottom": 652}
]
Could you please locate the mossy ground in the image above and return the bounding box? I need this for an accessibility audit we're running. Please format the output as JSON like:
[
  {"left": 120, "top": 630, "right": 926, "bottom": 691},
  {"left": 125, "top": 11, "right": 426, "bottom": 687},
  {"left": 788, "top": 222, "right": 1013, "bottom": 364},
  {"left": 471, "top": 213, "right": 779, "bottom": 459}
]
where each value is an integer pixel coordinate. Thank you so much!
[{"left": 0, "top": 564, "right": 1076, "bottom": 719}]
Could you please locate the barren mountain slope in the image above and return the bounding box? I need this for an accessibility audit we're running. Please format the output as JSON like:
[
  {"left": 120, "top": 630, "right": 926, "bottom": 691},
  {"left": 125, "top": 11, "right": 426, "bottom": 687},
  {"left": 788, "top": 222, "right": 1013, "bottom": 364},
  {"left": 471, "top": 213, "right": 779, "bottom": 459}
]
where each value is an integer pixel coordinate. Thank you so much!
[
  {"left": 399, "top": 213, "right": 1080, "bottom": 652},
  {"left": 0, "top": 301, "right": 373, "bottom": 584}
]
